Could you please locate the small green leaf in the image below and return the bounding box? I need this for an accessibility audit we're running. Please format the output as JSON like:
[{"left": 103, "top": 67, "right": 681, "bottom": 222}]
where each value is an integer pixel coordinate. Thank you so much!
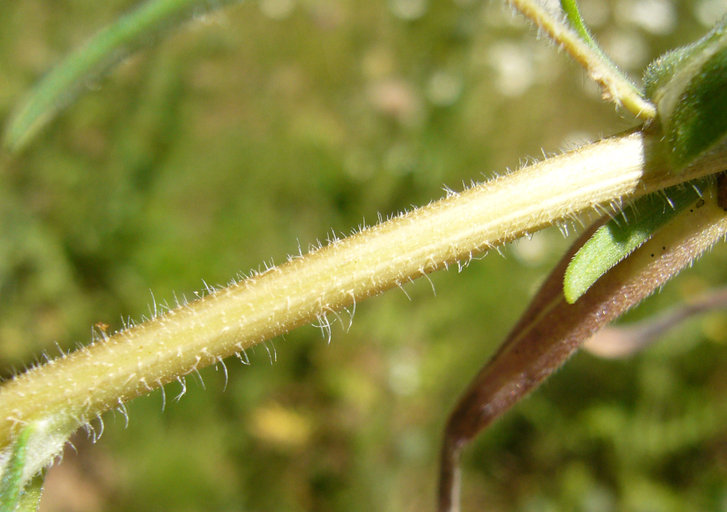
[
  {"left": 13, "top": 473, "right": 45, "bottom": 512},
  {"left": 0, "top": 427, "right": 33, "bottom": 512},
  {"left": 644, "top": 15, "right": 727, "bottom": 171},
  {"left": 563, "top": 182, "right": 705, "bottom": 303}
]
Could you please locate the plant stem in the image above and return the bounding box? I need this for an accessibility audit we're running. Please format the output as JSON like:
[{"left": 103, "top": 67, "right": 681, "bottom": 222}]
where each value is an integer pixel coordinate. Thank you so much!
[
  {"left": 508, "top": 0, "right": 657, "bottom": 121},
  {"left": 1, "top": 130, "right": 726, "bottom": 476}
]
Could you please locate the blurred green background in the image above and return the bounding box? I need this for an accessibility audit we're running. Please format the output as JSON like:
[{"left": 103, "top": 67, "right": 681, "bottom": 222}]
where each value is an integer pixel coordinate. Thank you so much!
[{"left": 2, "top": 0, "right": 727, "bottom": 510}]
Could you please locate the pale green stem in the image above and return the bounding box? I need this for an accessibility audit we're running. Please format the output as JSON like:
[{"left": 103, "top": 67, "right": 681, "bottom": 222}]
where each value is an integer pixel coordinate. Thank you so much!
[
  {"left": 508, "top": 0, "right": 657, "bottom": 121},
  {"left": 2, "top": 130, "right": 726, "bottom": 479}
]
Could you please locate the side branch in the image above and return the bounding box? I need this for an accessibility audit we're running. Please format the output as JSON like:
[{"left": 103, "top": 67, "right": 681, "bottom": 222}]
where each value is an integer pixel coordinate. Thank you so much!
[{"left": 507, "top": 0, "right": 656, "bottom": 120}]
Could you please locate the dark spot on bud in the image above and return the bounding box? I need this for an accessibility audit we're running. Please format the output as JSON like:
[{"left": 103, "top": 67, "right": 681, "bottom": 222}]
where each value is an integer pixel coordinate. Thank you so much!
[{"left": 718, "top": 173, "right": 727, "bottom": 211}]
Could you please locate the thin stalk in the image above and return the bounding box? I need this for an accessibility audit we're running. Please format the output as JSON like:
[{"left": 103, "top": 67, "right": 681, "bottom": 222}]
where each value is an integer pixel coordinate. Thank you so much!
[
  {"left": 508, "top": 0, "right": 657, "bottom": 121},
  {"left": 560, "top": 0, "right": 600, "bottom": 51},
  {"left": 1, "top": 130, "right": 726, "bottom": 478}
]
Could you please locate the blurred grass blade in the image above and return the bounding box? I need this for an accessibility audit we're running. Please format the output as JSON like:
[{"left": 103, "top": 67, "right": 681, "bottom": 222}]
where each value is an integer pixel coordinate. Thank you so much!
[
  {"left": 0, "top": 426, "right": 33, "bottom": 512},
  {"left": 563, "top": 181, "right": 706, "bottom": 303},
  {"left": 4, "top": 0, "right": 242, "bottom": 152},
  {"left": 584, "top": 286, "right": 727, "bottom": 358}
]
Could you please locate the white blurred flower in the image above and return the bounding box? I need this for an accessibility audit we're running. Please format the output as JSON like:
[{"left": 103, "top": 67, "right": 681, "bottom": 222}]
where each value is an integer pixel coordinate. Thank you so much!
[
  {"left": 695, "top": 0, "right": 726, "bottom": 27},
  {"left": 487, "top": 42, "right": 535, "bottom": 97},
  {"left": 260, "top": 0, "right": 295, "bottom": 20},
  {"left": 426, "top": 71, "right": 463, "bottom": 107},
  {"left": 388, "top": 0, "right": 428, "bottom": 20},
  {"left": 615, "top": 0, "right": 676, "bottom": 35},
  {"left": 602, "top": 29, "right": 649, "bottom": 69},
  {"left": 511, "top": 231, "right": 551, "bottom": 267},
  {"left": 388, "top": 349, "right": 421, "bottom": 396},
  {"left": 367, "top": 78, "right": 422, "bottom": 125},
  {"left": 578, "top": 0, "right": 610, "bottom": 28}
]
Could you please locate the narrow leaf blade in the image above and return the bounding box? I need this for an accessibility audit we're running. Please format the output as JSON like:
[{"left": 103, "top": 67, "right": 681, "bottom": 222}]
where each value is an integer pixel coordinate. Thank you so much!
[
  {"left": 564, "top": 182, "right": 704, "bottom": 303},
  {"left": 0, "top": 427, "right": 33, "bottom": 512},
  {"left": 4, "top": 0, "right": 242, "bottom": 152}
]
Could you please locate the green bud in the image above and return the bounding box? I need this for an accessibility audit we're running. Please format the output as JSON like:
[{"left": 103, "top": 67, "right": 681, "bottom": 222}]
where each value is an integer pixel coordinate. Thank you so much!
[{"left": 644, "top": 15, "right": 727, "bottom": 171}]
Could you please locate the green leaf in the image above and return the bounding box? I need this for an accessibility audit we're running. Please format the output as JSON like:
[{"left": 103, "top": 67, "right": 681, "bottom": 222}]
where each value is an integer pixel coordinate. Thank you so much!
[
  {"left": 563, "top": 182, "right": 706, "bottom": 304},
  {"left": 13, "top": 473, "right": 44, "bottom": 512},
  {"left": 4, "top": 0, "right": 243, "bottom": 152},
  {"left": 0, "top": 427, "right": 33, "bottom": 512},
  {"left": 644, "top": 15, "right": 727, "bottom": 171}
]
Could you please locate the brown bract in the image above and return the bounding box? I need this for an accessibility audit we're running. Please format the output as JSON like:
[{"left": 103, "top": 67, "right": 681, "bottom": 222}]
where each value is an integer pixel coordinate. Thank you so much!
[{"left": 438, "top": 177, "right": 727, "bottom": 512}]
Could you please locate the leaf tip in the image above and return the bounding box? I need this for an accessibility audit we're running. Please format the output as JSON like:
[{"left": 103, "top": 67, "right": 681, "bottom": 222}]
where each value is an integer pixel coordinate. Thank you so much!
[{"left": 563, "top": 261, "right": 587, "bottom": 304}]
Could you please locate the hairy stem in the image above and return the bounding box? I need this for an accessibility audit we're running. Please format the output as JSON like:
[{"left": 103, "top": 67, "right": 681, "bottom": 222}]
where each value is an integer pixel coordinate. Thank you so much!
[
  {"left": 508, "top": 0, "right": 656, "bottom": 120},
  {"left": 1, "top": 130, "right": 726, "bottom": 477}
]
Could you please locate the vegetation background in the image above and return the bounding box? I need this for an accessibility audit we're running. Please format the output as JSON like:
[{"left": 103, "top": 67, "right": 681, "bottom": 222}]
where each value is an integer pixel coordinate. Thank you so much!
[{"left": 2, "top": 0, "right": 727, "bottom": 510}]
